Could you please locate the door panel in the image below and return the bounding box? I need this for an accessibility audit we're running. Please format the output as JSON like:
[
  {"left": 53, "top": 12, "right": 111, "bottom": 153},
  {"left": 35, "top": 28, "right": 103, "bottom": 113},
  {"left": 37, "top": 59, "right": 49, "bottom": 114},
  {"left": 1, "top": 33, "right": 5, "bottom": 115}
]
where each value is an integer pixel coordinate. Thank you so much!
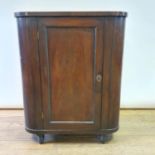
[
  {"left": 49, "top": 27, "right": 94, "bottom": 123},
  {"left": 39, "top": 18, "right": 103, "bottom": 130}
]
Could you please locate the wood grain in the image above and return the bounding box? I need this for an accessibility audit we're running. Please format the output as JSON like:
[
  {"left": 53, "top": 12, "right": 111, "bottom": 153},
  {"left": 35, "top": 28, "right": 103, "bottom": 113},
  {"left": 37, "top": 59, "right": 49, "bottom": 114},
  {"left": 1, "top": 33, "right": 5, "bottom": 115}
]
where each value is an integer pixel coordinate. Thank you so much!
[
  {"left": 16, "top": 13, "right": 126, "bottom": 138},
  {"left": 38, "top": 18, "right": 103, "bottom": 130},
  {"left": 49, "top": 27, "right": 94, "bottom": 122},
  {"left": 0, "top": 110, "right": 155, "bottom": 155},
  {"left": 17, "top": 18, "right": 43, "bottom": 130},
  {"left": 15, "top": 11, "right": 127, "bottom": 17}
]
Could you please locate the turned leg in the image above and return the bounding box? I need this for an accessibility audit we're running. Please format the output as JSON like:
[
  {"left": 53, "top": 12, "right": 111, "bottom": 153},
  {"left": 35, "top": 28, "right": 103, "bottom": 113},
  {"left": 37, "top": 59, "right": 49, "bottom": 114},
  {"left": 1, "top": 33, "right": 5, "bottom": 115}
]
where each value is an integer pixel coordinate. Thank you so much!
[
  {"left": 97, "top": 134, "right": 112, "bottom": 143},
  {"left": 38, "top": 134, "right": 44, "bottom": 144}
]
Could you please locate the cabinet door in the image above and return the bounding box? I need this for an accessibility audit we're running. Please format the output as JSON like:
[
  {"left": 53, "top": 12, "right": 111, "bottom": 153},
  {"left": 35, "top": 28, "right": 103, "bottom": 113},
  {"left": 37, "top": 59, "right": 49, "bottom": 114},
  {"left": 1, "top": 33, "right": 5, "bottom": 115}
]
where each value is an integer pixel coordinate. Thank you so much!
[{"left": 38, "top": 18, "right": 103, "bottom": 130}]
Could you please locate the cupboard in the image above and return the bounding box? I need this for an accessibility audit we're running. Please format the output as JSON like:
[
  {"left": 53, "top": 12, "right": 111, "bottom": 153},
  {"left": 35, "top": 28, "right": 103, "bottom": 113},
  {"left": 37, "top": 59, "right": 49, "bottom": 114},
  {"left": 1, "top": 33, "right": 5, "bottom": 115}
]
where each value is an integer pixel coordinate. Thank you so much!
[{"left": 15, "top": 12, "right": 127, "bottom": 143}]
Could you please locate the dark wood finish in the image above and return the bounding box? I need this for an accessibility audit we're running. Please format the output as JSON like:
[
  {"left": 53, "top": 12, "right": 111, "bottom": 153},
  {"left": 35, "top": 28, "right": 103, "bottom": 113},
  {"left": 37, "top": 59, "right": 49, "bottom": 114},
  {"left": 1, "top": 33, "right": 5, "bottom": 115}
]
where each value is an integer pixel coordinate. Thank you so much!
[
  {"left": 15, "top": 11, "right": 127, "bottom": 143},
  {"left": 38, "top": 134, "right": 44, "bottom": 144},
  {"left": 17, "top": 18, "right": 43, "bottom": 130},
  {"left": 101, "top": 17, "right": 125, "bottom": 129},
  {"left": 97, "top": 134, "right": 112, "bottom": 143},
  {"left": 15, "top": 11, "right": 127, "bottom": 17},
  {"left": 38, "top": 18, "right": 103, "bottom": 130}
]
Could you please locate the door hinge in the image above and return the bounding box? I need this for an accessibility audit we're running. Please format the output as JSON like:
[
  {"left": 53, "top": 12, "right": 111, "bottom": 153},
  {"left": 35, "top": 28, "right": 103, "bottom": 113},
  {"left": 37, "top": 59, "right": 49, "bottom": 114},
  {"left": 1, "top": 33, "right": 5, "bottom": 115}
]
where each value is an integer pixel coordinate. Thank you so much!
[
  {"left": 41, "top": 112, "right": 44, "bottom": 120},
  {"left": 37, "top": 31, "right": 39, "bottom": 40}
]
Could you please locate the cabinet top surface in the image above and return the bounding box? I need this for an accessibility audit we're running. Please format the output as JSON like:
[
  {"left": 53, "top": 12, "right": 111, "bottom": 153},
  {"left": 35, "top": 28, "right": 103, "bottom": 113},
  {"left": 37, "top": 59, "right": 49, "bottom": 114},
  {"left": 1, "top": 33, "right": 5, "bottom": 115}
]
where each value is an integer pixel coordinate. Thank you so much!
[{"left": 15, "top": 11, "right": 127, "bottom": 17}]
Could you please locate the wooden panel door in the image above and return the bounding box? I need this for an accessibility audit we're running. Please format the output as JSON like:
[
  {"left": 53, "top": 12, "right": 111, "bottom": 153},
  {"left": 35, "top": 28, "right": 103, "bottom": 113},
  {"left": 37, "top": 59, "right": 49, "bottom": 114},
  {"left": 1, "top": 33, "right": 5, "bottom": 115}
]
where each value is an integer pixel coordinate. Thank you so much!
[{"left": 38, "top": 18, "right": 103, "bottom": 130}]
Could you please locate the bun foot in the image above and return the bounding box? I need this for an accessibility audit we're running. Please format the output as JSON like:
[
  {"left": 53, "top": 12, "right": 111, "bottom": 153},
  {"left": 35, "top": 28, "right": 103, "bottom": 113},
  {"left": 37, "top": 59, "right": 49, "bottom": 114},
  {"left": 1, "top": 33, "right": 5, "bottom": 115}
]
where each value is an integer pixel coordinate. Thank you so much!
[
  {"left": 38, "top": 134, "right": 44, "bottom": 144},
  {"left": 97, "top": 134, "right": 112, "bottom": 143}
]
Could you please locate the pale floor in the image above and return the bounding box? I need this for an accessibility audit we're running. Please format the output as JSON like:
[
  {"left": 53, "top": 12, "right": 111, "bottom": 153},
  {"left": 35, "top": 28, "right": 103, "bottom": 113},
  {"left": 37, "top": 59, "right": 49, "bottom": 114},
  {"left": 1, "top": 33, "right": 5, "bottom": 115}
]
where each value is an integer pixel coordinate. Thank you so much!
[{"left": 0, "top": 110, "right": 155, "bottom": 155}]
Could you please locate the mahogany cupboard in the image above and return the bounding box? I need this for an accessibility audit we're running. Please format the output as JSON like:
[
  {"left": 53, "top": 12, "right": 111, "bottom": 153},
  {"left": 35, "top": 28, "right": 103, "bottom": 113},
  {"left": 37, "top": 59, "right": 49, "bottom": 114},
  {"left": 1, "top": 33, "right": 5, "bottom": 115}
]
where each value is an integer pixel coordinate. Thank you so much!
[{"left": 15, "top": 12, "right": 127, "bottom": 144}]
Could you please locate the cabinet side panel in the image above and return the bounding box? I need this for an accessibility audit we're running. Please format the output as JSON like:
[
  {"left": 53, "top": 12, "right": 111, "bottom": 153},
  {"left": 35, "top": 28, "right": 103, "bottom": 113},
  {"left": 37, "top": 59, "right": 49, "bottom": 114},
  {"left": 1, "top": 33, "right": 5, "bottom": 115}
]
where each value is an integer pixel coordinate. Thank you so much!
[
  {"left": 109, "top": 17, "right": 125, "bottom": 128},
  {"left": 102, "top": 17, "right": 126, "bottom": 129},
  {"left": 17, "top": 18, "right": 43, "bottom": 130},
  {"left": 101, "top": 18, "right": 115, "bottom": 129}
]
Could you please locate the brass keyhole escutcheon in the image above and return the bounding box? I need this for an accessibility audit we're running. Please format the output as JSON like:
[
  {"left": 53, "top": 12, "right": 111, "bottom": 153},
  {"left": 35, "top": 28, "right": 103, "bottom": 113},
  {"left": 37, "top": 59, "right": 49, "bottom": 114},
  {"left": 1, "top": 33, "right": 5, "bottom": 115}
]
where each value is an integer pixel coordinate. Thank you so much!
[{"left": 96, "top": 74, "right": 102, "bottom": 82}]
